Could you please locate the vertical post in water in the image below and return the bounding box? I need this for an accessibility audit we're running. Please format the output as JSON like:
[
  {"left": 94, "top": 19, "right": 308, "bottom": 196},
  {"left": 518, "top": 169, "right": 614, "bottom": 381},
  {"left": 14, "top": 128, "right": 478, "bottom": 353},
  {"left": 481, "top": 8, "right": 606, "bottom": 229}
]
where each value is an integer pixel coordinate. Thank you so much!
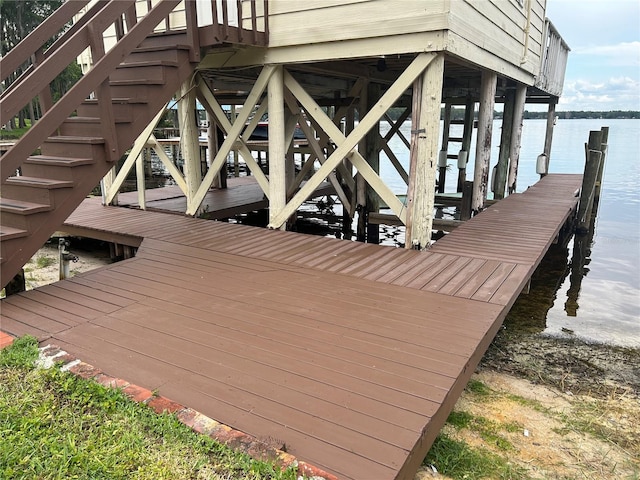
[
  {"left": 594, "top": 126, "right": 609, "bottom": 202},
  {"left": 576, "top": 130, "right": 603, "bottom": 232}
]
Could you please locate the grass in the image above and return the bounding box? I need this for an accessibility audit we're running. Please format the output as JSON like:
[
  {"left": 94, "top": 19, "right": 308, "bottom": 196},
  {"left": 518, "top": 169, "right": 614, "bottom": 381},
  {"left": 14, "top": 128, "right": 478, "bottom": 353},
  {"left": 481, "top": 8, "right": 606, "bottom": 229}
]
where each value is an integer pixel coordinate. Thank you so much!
[
  {"left": 35, "top": 254, "right": 56, "bottom": 269},
  {"left": 422, "top": 379, "right": 530, "bottom": 479},
  {"left": 424, "top": 433, "right": 529, "bottom": 480},
  {"left": 0, "top": 124, "right": 31, "bottom": 141},
  {"left": 0, "top": 336, "right": 296, "bottom": 480}
]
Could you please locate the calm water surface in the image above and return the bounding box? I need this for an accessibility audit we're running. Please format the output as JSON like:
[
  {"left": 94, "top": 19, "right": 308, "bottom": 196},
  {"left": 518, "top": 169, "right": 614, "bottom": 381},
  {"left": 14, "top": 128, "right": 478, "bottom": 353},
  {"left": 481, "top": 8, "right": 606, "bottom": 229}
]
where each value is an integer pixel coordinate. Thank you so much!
[{"left": 379, "top": 118, "right": 639, "bottom": 347}]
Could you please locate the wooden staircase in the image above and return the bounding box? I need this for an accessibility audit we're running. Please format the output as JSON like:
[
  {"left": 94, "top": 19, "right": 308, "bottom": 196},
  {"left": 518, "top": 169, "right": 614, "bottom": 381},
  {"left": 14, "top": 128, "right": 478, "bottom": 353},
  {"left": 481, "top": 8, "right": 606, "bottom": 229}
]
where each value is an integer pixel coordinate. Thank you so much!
[
  {"left": 1, "top": 0, "right": 270, "bottom": 289},
  {"left": 1, "top": 0, "right": 269, "bottom": 289}
]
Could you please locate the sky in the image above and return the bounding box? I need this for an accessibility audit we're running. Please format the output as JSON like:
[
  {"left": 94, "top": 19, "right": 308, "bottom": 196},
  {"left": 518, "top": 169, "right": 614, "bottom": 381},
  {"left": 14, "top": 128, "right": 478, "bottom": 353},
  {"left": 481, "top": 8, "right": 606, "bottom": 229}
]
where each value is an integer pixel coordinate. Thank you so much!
[{"left": 544, "top": 0, "right": 640, "bottom": 111}]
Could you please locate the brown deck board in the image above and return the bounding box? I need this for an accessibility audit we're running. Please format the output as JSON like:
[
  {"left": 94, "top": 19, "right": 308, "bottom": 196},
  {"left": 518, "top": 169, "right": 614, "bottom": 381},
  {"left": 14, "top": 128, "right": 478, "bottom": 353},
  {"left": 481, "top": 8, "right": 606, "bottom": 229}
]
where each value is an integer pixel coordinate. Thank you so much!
[{"left": 1, "top": 173, "right": 583, "bottom": 480}]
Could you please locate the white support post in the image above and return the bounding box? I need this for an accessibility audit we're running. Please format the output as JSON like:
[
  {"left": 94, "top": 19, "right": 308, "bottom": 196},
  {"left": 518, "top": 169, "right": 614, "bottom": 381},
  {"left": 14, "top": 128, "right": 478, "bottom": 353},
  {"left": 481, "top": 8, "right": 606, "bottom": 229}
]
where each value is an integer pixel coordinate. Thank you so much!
[
  {"left": 472, "top": 71, "right": 497, "bottom": 213},
  {"left": 508, "top": 83, "right": 527, "bottom": 194},
  {"left": 188, "top": 69, "right": 275, "bottom": 216},
  {"left": 270, "top": 53, "right": 435, "bottom": 229},
  {"left": 136, "top": 150, "right": 146, "bottom": 210},
  {"left": 179, "top": 79, "right": 202, "bottom": 213},
  {"left": 268, "top": 65, "right": 287, "bottom": 230},
  {"left": 404, "top": 53, "right": 444, "bottom": 250}
]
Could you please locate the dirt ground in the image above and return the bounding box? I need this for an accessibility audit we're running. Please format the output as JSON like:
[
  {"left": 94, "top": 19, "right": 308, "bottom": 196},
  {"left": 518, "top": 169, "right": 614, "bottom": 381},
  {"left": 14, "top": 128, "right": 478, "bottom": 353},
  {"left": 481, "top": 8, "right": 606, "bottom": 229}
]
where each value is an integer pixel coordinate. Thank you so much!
[
  {"left": 418, "top": 330, "right": 640, "bottom": 480},
  {"left": 14, "top": 242, "right": 640, "bottom": 480}
]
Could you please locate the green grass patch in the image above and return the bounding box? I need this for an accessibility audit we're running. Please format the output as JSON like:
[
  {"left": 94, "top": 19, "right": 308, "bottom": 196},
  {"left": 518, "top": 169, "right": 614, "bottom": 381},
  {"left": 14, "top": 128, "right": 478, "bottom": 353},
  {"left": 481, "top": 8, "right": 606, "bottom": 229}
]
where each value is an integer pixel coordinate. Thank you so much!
[
  {"left": 424, "top": 433, "right": 529, "bottom": 480},
  {"left": 0, "top": 125, "right": 31, "bottom": 140},
  {"left": 35, "top": 255, "right": 56, "bottom": 269},
  {"left": 445, "top": 409, "right": 520, "bottom": 452},
  {"left": 0, "top": 336, "right": 296, "bottom": 480},
  {"left": 466, "top": 379, "right": 493, "bottom": 397}
]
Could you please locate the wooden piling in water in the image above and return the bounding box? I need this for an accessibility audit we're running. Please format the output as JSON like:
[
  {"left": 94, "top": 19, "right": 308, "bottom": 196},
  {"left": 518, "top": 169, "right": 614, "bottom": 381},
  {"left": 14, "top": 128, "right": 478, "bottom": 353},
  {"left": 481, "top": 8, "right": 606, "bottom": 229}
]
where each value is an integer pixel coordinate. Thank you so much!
[{"left": 576, "top": 129, "right": 605, "bottom": 232}]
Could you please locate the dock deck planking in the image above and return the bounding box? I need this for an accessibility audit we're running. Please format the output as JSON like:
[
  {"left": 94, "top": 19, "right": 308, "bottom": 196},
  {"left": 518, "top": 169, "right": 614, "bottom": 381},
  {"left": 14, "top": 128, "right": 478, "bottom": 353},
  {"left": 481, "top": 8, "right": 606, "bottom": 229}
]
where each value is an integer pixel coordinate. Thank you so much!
[{"left": 0, "top": 174, "right": 584, "bottom": 479}]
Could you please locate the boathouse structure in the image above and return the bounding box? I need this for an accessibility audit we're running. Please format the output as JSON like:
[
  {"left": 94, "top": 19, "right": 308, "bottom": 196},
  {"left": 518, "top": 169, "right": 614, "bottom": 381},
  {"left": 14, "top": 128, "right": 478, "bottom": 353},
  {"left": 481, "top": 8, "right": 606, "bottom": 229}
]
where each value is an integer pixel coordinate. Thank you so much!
[{"left": 1, "top": 1, "right": 572, "bottom": 479}]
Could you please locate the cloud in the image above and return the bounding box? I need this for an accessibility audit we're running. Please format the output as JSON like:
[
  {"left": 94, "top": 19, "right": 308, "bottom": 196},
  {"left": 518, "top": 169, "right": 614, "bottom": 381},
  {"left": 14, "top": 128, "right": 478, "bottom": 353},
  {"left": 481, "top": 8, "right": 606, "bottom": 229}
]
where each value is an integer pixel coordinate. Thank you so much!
[
  {"left": 573, "top": 41, "right": 640, "bottom": 67},
  {"left": 560, "top": 76, "right": 640, "bottom": 110}
]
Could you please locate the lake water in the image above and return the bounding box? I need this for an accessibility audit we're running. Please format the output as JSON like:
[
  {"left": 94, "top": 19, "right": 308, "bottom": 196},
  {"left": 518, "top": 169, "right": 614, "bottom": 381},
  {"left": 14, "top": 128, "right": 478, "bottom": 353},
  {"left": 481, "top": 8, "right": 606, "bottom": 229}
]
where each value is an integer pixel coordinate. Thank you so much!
[{"left": 379, "top": 118, "right": 640, "bottom": 348}]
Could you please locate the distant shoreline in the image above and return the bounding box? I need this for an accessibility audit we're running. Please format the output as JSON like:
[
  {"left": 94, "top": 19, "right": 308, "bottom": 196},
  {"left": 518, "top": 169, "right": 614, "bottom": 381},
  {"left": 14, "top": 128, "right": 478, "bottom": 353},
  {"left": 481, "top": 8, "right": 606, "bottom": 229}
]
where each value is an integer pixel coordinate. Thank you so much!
[{"left": 523, "top": 110, "right": 640, "bottom": 120}]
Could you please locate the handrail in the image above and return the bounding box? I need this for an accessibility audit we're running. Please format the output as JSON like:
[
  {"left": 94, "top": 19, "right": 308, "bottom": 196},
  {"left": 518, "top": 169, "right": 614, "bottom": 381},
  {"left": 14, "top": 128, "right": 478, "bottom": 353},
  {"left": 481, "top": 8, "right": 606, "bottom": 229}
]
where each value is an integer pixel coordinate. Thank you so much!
[
  {"left": 0, "top": 0, "right": 90, "bottom": 83},
  {"left": 1, "top": 0, "right": 136, "bottom": 122},
  {"left": 196, "top": 0, "right": 269, "bottom": 46},
  {"left": 535, "top": 19, "right": 570, "bottom": 97},
  {"left": 1, "top": 0, "right": 182, "bottom": 181}
]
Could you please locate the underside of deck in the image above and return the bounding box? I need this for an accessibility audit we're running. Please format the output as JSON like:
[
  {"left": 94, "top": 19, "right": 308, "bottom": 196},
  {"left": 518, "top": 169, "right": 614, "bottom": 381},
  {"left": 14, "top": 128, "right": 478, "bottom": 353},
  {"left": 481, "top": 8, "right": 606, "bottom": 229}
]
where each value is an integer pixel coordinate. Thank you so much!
[{"left": 0, "top": 174, "right": 582, "bottom": 480}]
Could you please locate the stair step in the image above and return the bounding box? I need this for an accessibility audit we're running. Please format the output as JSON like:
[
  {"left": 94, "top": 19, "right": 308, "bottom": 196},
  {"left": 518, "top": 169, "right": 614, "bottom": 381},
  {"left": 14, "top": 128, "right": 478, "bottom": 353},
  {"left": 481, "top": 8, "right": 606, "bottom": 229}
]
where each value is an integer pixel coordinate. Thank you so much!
[
  {"left": 21, "top": 154, "right": 97, "bottom": 182},
  {"left": 107, "top": 83, "right": 167, "bottom": 102},
  {"left": 59, "top": 116, "right": 132, "bottom": 137},
  {"left": 76, "top": 98, "right": 145, "bottom": 119},
  {"left": 0, "top": 226, "right": 28, "bottom": 241},
  {"left": 41, "top": 135, "right": 106, "bottom": 158},
  {"left": 24, "top": 155, "right": 95, "bottom": 167},
  {"left": 5, "top": 176, "right": 74, "bottom": 189},
  {"left": 117, "top": 59, "right": 179, "bottom": 69},
  {"left": 111, "top": 63, "right": 169, "bottom": 85},
  {"left": 45, "top": 136, "right": 105, "bottom": 144},
  {"left": 0, "top": 198, "right": 52, "bottom": 215},
  {"left": 125, "top": 47, "right": 189, "bottom": 64},
  {"left": 2, "top": 177, "right": 60, "bottom": 206}
]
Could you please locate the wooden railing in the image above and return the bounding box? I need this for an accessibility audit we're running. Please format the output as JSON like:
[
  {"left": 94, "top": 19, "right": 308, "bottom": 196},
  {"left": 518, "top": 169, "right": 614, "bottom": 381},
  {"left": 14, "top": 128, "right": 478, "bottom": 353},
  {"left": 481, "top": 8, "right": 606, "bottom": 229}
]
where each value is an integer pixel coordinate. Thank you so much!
[
  {"left": 0, "top": 0, "right": 183, "bottom": 179},
  {"left": 196, "top": 0, "right": 269, "bottom": 47},
  {"left": 535, "top": 19, "right": 570, "bottom": 97}
]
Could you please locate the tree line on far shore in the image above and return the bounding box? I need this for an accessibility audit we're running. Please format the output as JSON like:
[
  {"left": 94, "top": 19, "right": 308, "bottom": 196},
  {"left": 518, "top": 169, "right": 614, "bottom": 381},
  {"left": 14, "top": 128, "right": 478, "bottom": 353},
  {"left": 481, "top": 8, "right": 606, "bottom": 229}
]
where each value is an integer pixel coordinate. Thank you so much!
[{"left": 385, "top": 108, "right": 640, "bottom": 121}]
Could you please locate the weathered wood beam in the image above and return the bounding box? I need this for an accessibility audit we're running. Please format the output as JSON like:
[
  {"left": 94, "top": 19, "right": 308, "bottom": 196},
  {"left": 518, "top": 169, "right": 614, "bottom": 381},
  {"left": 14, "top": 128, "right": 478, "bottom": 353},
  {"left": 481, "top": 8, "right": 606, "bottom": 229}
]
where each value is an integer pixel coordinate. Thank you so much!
[
  {"left": 404, "top": 53, "right": 445, "bottom": 249},
  {"left": 269, "top": 65, "right": 287, "bottom": 229},
  {"left": 187, "top": 66, "right": 275, "bottom": 215},
  {"left": 284, "top": 90, "right": 352, "bottom": 212},
  {"left": 271, "top": 54, "right": 435, "bottom": 228},
  {"left": 494, "top": 89, "right": 515, "bottom": 199},
  {"left": 136, "top": 149, "right": 146, "bottom": 210},
  {"left": 507, "top": 84, "right": 527, "bottom": 194},
  {"left": 104, "top": 105, "right": 168, "bottom": 205},
  {"left": 179, "top": 79, "right": 202, "bottom": 213},
  {"left": 457, "top": 97, "right": 475, "bottom": 193},
  {"left": 147, "top": 137, "right": 187, "bottom": 194},
  {"left": 472, "top": 71, "right": 497, "bottom": 213},
  {"left": 196, "top": 81, "right": 270, "bottom": 195}
]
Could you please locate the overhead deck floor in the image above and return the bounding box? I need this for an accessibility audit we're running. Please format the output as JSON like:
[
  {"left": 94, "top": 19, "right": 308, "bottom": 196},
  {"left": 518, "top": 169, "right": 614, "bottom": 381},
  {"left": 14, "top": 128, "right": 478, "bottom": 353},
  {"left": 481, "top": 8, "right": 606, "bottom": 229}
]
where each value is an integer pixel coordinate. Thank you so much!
[{"left": 0, "top": 174, "right": 582, "bottom": 480}]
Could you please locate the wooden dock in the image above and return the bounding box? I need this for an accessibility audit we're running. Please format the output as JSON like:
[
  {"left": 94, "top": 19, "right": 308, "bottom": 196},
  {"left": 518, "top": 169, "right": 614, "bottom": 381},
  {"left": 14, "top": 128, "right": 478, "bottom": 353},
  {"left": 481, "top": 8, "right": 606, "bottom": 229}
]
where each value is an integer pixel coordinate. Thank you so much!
[
  {"left": 0, "top": 174, "right": 582, "bottom": 480},
  {"left": 113, "top": 176, "right": 334, "bottom": 219}
]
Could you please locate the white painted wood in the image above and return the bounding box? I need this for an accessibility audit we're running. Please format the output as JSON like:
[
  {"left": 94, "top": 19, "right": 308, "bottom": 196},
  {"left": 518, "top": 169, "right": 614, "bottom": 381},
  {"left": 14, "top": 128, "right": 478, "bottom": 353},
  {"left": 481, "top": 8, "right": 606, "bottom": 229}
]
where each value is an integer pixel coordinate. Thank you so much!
[
  {"left": 179, "top": 79, "right": 202, "bottom": 214},
  {"left": 284, "top": 91, "right": 352, "bottom": 211},
  {"left": 507, "top": 83, "right": 527, "bottom": 194},
  {"left": 268, "top": 65, "right": 287, "bottom": 229},
  {"left": 195, "top": 77, "right": 270, "bottom": 195},
  {"left": 104, "top": 106, "right": 167, "bottom": 205},
  {"left": 268, "top": 0, "right": 448, "bottom": 47},
  {"left": 100, "top": 166, "right": 117, "bottom": 205},
  {"left": 404, "top": 53, "right": 444, "bottom": 249},
  {"left": 472, "top": 70, "right": 497, "bottom": 212},
  {"left": 187, "top": 66, "right": 275, "bottom": 215},
  {"left": 269, "top": 55, "right": 434, "bottom": 228},
  {"left": 136, "top": 149, "right": 146, "bottom": 210},
  {"left": 146, "top": 137, "right": 187, "bottom": 194}
]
